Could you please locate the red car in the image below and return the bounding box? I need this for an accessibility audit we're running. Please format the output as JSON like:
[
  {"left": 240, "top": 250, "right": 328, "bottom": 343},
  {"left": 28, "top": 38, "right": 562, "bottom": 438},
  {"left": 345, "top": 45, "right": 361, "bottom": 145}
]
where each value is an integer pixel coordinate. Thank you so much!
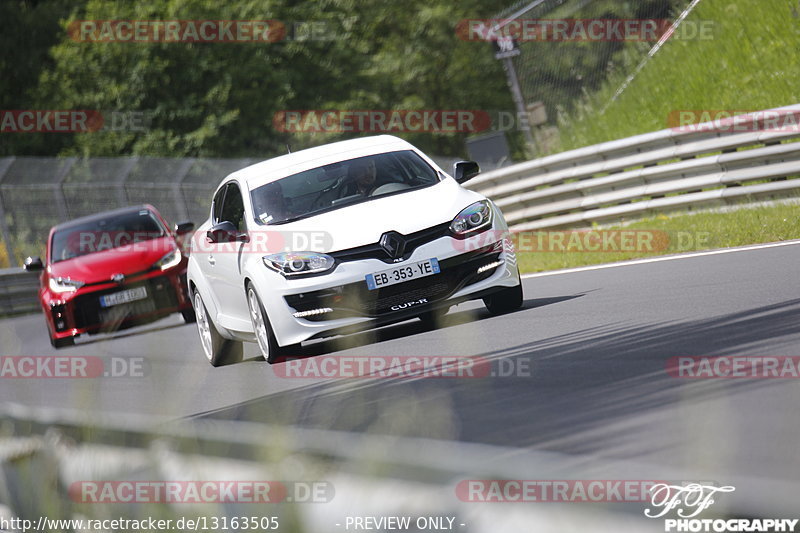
[{"left": 24, "top": 205, "right": 195, "bottom": 348}]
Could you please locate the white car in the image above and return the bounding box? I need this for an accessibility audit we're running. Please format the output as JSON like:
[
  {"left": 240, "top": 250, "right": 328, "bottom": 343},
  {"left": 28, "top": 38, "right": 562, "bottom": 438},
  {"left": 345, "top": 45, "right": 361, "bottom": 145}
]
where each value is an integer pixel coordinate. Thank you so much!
[{"left": 187, "top": 135, "right": 522, "bottom": 366}]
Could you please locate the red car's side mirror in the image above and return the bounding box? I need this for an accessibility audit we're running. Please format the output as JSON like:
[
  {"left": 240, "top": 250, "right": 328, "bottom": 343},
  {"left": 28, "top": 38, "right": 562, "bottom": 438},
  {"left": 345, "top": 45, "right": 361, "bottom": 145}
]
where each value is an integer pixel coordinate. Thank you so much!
[
  {"left": 23, "top": 256, "right": 44, "bottom": 272},
  {"left": 175, "top": 221, "right": 195, "bottom": 235}
]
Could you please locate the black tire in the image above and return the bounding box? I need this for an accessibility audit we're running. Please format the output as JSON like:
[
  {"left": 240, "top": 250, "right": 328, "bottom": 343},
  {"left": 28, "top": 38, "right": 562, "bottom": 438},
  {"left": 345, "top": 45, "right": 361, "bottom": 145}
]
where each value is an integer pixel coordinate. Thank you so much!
[
  {"left": 193, "top": 290, "right": 242, "bottom": 367},
  {"left": 418, "top": 306, "right": 449, "bottom": 329},
  {"left": 181, "top": 307, "right": 197, "bottom": 323},
  {"left": 49, "top": 334, "right": 74, "bottom": 349},
  {"left": 246, "top": 282, "right": 298, "bottom": 364},
  {"left": 483, "top": 275, "right": 523, "bottom": 315}
]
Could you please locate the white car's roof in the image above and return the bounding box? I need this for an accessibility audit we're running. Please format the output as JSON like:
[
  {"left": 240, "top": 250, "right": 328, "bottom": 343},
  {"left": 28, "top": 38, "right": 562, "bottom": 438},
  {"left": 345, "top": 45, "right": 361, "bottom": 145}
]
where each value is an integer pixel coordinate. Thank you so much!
[{"left": 230, "top": 135, "right": 426, "bottom": 191}]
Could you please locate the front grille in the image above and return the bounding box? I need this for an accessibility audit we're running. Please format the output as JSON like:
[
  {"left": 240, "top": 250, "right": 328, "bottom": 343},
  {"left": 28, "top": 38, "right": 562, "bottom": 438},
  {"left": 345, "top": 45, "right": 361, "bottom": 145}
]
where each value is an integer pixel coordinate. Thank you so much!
[
  {"left": 285, "top": 242, "right": 503, "bottom": 321},
  {"left": 72, "top": 275, "right": 179, "bottom": 329},
  {"left": 329, "top": 222, "right": 451, "bottom": 264}
]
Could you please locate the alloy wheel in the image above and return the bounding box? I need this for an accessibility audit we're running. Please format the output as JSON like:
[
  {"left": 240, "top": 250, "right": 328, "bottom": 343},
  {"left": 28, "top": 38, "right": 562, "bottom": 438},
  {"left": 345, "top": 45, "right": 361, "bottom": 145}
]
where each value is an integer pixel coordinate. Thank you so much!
[
  {"left": 194, "top": 292, "right": 213, "bottom": 362},
  {"left": 247, "top": 287, "right": 270, "bottom": 360}
]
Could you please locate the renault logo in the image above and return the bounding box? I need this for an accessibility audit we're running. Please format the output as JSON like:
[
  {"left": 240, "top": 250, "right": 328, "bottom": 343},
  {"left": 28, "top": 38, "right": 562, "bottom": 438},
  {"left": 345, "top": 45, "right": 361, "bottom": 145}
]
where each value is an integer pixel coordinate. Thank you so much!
[{"left": 379, "top": 231, "right": 406, "bottom": 259}]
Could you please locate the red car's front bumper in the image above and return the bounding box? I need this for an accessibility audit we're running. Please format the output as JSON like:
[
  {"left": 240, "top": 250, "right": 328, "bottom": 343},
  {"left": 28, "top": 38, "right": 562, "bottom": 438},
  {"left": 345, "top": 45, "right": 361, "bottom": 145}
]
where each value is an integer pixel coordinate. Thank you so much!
[{"left": 41, "top": 267, "right": 192, "bottom": 341}]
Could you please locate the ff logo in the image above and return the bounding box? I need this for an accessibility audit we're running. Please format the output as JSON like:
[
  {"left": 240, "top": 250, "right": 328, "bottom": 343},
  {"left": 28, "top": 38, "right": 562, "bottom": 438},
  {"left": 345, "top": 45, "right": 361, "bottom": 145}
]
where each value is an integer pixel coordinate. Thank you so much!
[{"left": 644, "top": 483, "right": 735, "bottom": 518}]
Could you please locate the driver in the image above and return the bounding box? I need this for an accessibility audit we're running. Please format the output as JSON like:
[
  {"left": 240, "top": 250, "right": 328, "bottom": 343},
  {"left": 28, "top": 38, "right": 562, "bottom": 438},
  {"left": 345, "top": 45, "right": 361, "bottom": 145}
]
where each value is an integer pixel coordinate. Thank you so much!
[{"left": 345, "top": 159, "right": 377, "bottom": 196}]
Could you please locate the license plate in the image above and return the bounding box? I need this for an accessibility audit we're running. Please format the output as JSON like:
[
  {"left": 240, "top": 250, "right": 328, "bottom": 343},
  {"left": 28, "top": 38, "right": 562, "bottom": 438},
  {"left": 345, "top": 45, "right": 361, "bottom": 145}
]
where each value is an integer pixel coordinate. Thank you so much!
[
  {"left": 100, "top": 286, "right": 147, "bottom": 308},
  {"left": 366, "top": 258, "right": 440, "bottom": 290},
  {"left": 99, "top": 298, "right": 156, "bottom": 324}
]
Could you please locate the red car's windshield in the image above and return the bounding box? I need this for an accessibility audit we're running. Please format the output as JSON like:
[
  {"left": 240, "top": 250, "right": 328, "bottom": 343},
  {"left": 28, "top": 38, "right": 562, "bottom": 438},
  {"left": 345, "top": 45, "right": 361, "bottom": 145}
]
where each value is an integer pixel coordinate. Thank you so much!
[{"left": 50, "top": 209, "right": 166, "bottom": 263}]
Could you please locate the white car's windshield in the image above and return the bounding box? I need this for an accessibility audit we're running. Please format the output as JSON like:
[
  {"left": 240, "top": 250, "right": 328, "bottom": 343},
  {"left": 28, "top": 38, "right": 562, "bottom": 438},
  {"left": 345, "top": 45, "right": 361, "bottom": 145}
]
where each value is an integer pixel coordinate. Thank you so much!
[{"left": 250, "top": 150, "right": 441, "bottom": 225}]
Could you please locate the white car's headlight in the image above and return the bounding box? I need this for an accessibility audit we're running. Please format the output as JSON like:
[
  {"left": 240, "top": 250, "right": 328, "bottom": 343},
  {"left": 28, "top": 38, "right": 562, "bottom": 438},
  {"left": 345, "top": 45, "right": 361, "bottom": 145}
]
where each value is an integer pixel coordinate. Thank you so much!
[
  {"left": 48, "top": 276, "right": 85, "bottom": 294},
  {"left": 450, "top": 200, "right": 493, "bottom": 237},
  {"left": 263, "top": 252, "right": 335, "bottom": 277},
  {"left": 153, "top": 248, "right": 182, "bottom": 271}
]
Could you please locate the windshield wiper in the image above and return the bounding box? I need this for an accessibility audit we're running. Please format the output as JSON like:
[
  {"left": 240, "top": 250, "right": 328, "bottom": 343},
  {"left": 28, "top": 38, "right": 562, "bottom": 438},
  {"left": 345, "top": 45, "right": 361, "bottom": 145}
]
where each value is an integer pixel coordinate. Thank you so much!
[{"left": 270, "top": 214, "right": 312, "bottom": 225}]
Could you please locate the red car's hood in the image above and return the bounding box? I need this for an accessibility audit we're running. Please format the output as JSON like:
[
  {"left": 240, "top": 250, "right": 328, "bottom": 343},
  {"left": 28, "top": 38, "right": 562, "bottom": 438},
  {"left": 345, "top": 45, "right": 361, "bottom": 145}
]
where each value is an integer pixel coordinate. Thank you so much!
[{"left": 48, "top": 237, "right": 177, "bottom": 284}]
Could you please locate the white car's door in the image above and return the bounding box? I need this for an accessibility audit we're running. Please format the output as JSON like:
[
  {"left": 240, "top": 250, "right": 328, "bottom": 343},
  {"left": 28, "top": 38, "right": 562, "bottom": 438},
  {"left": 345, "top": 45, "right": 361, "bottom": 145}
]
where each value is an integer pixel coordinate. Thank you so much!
[
  {"left": 193, "top": 186, "right": 226, "bottom": 308},
  {"left": 207, "top": 182, "right": 250, "bottom": 325}
]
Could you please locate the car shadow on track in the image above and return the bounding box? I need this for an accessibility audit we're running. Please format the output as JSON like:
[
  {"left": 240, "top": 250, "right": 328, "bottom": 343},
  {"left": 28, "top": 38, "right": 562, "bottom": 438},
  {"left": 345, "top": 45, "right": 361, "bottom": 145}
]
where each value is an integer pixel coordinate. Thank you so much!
[{"left": 208, "top": 297, "right": 800, "bottom": 466}]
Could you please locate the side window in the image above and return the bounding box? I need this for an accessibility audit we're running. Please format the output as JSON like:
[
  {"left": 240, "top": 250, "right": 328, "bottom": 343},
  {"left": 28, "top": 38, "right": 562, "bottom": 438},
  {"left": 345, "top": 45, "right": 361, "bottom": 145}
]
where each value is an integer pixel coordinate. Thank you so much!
[
  {"left": 212, "top": 185, "right": 227, "bottom": 224},
  {"left": 219, "top": 182, "right": 246, "bottom": 232}
]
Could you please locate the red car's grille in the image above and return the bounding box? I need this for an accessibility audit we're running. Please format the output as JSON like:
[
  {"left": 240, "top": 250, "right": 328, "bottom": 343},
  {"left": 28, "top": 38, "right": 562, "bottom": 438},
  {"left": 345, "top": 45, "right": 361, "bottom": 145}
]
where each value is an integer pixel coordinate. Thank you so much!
[{"left": 71, "top": 275, "right": 179, "bottom": 330}]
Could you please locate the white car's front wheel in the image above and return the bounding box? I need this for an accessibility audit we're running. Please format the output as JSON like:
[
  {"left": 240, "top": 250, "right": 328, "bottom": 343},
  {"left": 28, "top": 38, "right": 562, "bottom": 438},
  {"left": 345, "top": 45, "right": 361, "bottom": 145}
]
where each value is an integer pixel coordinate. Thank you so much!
[
  {"left": 483, "top": 274, "right": 524, "bottom": 315},
  {"left": 246, "top": 283, "right": 297, "bottom": 364},
  {"left": 193, "top": 290, "right": 243, "bottom": 367}
]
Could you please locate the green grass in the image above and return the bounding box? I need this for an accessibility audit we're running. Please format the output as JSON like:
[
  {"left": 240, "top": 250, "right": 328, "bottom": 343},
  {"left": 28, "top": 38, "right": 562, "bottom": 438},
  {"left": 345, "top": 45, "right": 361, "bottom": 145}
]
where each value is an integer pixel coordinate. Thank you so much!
[
  {"left": 517, "top": 201, "right": 800, "bottom": 273},
  {"left": 0, "top": 241, "right": 10, "bottom": 269},
  {"left": 556, "top": 0, "right": 800, "bottom": 150}
]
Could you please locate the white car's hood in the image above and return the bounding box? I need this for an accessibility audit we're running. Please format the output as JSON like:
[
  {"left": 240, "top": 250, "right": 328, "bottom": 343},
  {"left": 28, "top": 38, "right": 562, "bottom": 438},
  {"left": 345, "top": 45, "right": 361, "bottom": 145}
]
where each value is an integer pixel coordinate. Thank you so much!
[{"left": 277, "top": 179, "right": 485, "bottom": 252}]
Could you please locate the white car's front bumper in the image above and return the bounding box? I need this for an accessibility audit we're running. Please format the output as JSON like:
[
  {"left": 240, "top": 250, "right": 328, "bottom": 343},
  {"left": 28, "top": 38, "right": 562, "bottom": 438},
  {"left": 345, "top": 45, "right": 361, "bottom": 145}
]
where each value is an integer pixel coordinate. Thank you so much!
[{"left": 247, "top": 227, "right": 520, "bottom": 347}]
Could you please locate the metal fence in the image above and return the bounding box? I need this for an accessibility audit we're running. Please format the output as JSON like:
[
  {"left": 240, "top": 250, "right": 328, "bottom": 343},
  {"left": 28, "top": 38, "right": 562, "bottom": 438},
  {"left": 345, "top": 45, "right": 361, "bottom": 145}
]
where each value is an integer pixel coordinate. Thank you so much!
[
  {"left": 0, "top": 156, "right": 256, "bottom": 267},
  {"left": 0, "top": 154, "right": 463, "bottom": 268}
]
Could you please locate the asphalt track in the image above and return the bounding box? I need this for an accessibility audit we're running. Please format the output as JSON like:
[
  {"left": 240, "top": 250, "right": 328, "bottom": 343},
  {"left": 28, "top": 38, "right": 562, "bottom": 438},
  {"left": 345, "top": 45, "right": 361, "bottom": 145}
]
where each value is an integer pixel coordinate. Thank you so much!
[{"left": 2, "top": 241, "right": 800, "bottom": 511}]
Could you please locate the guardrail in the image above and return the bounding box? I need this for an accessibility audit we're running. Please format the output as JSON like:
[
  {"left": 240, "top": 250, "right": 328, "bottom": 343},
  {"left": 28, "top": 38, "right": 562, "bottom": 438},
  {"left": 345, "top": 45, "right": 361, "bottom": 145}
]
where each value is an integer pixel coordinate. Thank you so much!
[
  {"left": 0, "top": 405, "right": 655, "bottom": 532},
  {"left": 0, "top": 268, "right": 39, "bottom": 317},
  {"left": 2, "top": 404, "right": 797, "bottom": 524},
  {"left": 466, "top": 104, "right": 800, "bottom": 230}
]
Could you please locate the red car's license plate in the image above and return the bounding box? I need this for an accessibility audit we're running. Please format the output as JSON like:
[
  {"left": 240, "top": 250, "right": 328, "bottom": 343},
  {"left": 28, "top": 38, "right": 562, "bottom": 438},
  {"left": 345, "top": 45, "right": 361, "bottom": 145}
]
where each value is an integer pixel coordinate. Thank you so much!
[{"left": 100, "top": 286, "right": 147, "bottom": 308}]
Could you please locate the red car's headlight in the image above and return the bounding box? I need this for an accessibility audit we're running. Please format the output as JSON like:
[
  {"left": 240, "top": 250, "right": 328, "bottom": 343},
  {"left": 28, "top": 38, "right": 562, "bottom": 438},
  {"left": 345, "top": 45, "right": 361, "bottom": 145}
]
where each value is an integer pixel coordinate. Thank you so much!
[
  {"left": 153, "top": 248, "right": 182, "bottom": 271},
  {"left": 48, "top": 276, "right": 84, "bottom": 294}
]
